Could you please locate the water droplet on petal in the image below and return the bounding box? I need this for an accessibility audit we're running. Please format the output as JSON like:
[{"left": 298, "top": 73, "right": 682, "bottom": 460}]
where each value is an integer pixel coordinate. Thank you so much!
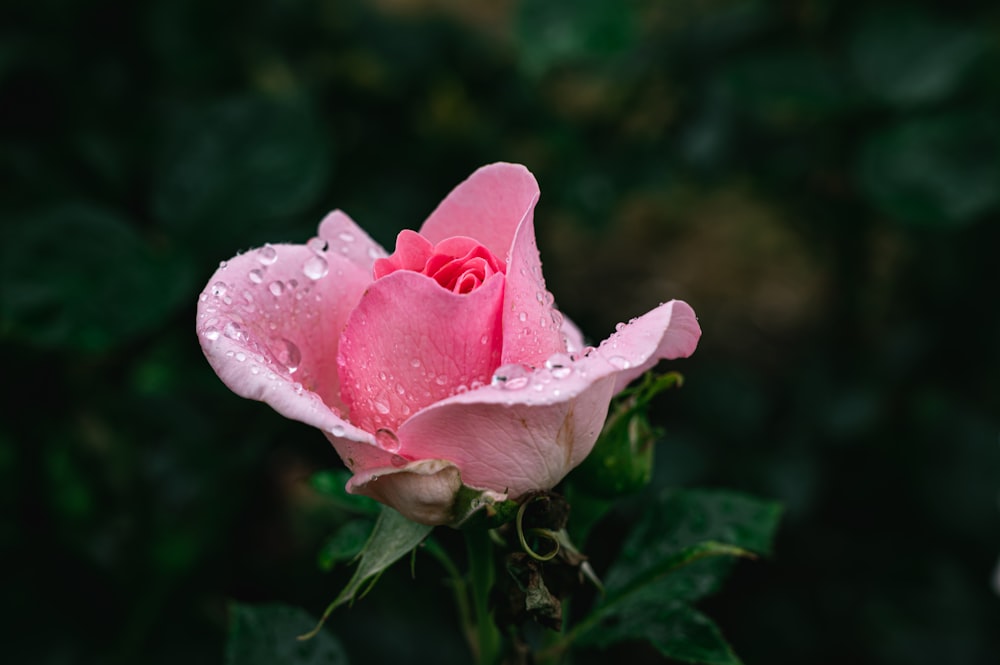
[
  {"left": 211, "top": 281, "right": 228, "bottom": 297},
  {"left": 409, "top": 358, "right": 421, "bottom": 368},
  {"left": 545, "top": 353, "right": 573, "bottom": 379},
  {"left": 608, "top": 355, "right": 631, "bottom": 369},
  {"left": 268, "top": 280, "right": 284, "bottom": 296},
  {"left": 435, "top": 375, "right": 448, "bottom": 386},
  {"left": 375, "top": 428, "right": 400, "bottom": 452},
  {"left": 330, "top": 424, "right": 345, "bottom": 437},
  {"left": 307, "top": 237, "right": 328, "bottom": 253},
  {"left": 248, "top": 269, "right": 264, "bottom": 284},
  {"left": 338, "top": 231, "right": 355, "bottom": 243},
  {"left": 491, "top": 363, "right": 531, "bottom": 390},
  {"left": 257, "top": 244, "right": 278, "bottom": 265},
  {"left": 390, "top": 454, "right": 407, "bottom": 468},
  {"left": 235, "top": 351, "right": 247, "bottom": 362},
  {"left": 202, "top": 327, "right": 220, "bottom": 342},
  {"left": 368, "top": 246, "right": 383, "bottom": 260},
  {"left": 518, "top": 311, "right": 527, "bottom": 323},
  {"left": 271, "top": 337, "right": 301, "bottom": 373},
  {"left": 223, "top": 321, "right": 247, "bottom": 342},
  {"left": 373, "top": 401, "right": 390, "bottom": 415},
  {"left": 480, "top": 334, "right": 488, "bottom": 345},
  {"left": 303, "top": 255, "right": 329, "bottom": 280},
  {"left": 615, "top": 322, "right": 626, "bottom": 333}
]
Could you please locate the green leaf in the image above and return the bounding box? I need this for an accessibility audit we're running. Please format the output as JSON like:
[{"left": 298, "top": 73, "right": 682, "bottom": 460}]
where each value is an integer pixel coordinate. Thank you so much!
[
  {"left": 603, "top": 489, "right": 781, "bottom": 598},
  {"left": 848, "top": 7, "right": 985, "bottom": 107},
  {"left": 310, "top": 470, "right": 381, "bottom": 517},
  {"left": 0, "top": 205, "right": 194, "bottom": 352},
  {"left": 571, "top": 371, "right": 685, "bottom": 499},
  {"left": 859, "top": 113, "right": 1000, "bottom": 227},
  {"left": 317, "top": 518, "right": 373, "bottom": 572},
  {"left": 225, "top": 603, "right": 349, "bottom": 665},
  {"left": 569, "top": 490, "right": 781, "bottom": 664},
  {"left": 301, "top": 506, "right": 432, "bottom": 639},
  {"left": 579, "top": 603, "right": 742, "bottom": 665},
  {"left": 153, "top": 94, "right": 330, "bottom": 236}
]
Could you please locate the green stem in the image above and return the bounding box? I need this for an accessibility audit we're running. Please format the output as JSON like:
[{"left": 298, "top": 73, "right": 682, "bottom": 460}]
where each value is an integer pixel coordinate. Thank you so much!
[
  {"left": 423, "top": 538, "right": 475, "bottom": 652},
  {"left": 464, "top": 526, "right": 501, "bottom": 665}
]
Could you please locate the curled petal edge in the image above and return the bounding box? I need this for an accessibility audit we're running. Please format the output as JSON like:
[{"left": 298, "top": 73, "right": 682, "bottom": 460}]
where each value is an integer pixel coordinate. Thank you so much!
[{"left": 347, "top": 458, "right": 509, "bottom": 526}]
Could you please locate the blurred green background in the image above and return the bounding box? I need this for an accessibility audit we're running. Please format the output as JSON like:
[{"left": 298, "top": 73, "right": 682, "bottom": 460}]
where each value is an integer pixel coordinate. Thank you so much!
[{"left": 2, "top": 0, "right": 998, "bottom": 663}]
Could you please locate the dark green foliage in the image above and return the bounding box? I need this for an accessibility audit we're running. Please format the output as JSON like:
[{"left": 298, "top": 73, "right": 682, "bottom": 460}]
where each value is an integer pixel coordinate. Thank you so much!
[{"left": 3, "top": 0, "right": 999, "bottom": 664}]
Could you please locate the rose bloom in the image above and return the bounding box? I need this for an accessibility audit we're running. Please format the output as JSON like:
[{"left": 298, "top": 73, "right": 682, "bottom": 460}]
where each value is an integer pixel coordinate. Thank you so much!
[{"left": 196, "top": 164, "right": 700, "bottom": 525}]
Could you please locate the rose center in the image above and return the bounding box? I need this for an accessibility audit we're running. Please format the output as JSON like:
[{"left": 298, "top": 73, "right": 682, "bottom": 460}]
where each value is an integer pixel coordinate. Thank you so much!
[{"left": 373, "top": 230, "right": 505, "bottom": 294}]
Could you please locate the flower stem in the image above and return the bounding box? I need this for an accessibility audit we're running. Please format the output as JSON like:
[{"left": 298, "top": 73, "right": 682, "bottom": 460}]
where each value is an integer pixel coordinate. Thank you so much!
[{"left": 464, "top": 525, "right": 501, "bottom": 665}]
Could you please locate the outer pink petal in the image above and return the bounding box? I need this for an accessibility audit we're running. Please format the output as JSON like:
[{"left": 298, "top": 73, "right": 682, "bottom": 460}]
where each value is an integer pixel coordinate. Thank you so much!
[
  {"left": 336, "top": 271, "right": 505, "bottom": 434},
  {"left": 418, "top": 163, "right": 539, "bottom": 262},
  {"left": 317, "top": 209, "right": 388, "bottom": 272},
  {"left": 500, "top": 209, "right": 567, "bottom": 366},
  {"left": 395, "top": 300, "right": 701, "bottom": 496},
  {"left": 347, "top": 459, "right": 465, "bottom": 525},
  {"left": 196, "top": 215, "right": 381, "bottom": 438}
]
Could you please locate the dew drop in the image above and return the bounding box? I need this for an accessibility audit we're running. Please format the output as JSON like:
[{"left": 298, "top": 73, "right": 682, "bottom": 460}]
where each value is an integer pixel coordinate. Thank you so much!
[
  {"left": 257, "top": 244, "right": 278, "bottom": 265},
  {"left": 367, "top": 246, "right": 383, "bottom": 260},
  {"left": 330, "top": 424, "right": 345, "bottom": 437},
  {"left": 223, "top": 321, "right": 247, "bottom": 342},
  {"left": 303, "top": 255, "right": 329, "bottom": 279},
  {"left": 338, "top": 231, "right": 355, "bottom": 243},
  {"left": 307, "top": 237, "right": 328, "bottom": 253},
  {"left": 390, "top": 454, "right": 408, "bottom": 468},
  {"left": 435, "top": 375, "right": 448, "bottom": 386},
  {"left": 373, "top": 401, "right": 390, "bottom": 415},
  {"left": 545, "top": 353, "right": 573, "bottom": 370},
  {"left": 615, "top": 322, "right": 626, "bottom": 333},
  {"left": 211, "top": 281, "right": 228, "bottom": 297},
  {"left": 268, "top": 280, "right": 284, "bottom": 296},
  {"left": 395, "top": 383, "right": 405, "bottom": 395},
  {"left": 409, "top": 358, "right": 421, "bottom": 368},
  {"left": 202, "top": 327, "right": 220, "bottom": 342},
  {"left": 608, "top": 355, "right": 631, "bottom": 369},
  {"left": 518, "top": 311, "right": 527, "bottom": 323},
  {"left": 248, "top": 269, "right": 264, "bottom": 284},
  {"left": 235, "top": 351, "right": 247, "bottom": 362},
  {"left": 491, "top": 363, "right": 531, "bottom": 390},
  {"left": 375, "top": 428, "right": 400, "bottom": 452},
  {"left": 479, "top": 334, "right": 488, "bottom": 345},
  {"left": 250, "top": 365, "right": 260, "bottom": 375},
  {"left": 535, "top": 290, "right": 545, "bottom": 305},
  {"left": 271, "top": 337, "right": 301, "bottom": 374}
]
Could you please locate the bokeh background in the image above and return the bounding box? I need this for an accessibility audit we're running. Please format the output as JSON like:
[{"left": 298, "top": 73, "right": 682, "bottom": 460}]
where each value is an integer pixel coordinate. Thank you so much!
[{"left": 3, "top": 0, "right": 998, "bottom": 663}]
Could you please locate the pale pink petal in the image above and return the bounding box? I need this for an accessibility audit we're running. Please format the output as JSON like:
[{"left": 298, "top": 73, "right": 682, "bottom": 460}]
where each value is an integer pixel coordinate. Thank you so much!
[
  {"left": 196, "top": 238, "right": 378, "bottom": 434},
  {"left": 347, "top": 459, "right": 465, "bottom": 525},
  {"left": 336, "top": 271, "right": 505, "bottom": 435},
  {"left": 560, "top": 313, "right": 587, "bottom": 353},
  {"left": 418, "top": 163, "right": 539, "bottom": 262},
  {"left": 317, "top": 209, "right": 388, "bottom": 273},
  {"left": 396, "top": 300, "right": 701, "bottom": 496},
  {"left": 500, "top": 210, "right": 566, "bottom": 366}
]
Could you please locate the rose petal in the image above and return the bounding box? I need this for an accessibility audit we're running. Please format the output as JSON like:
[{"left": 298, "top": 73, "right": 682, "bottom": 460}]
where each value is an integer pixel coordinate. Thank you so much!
[
  {"left": 196, "top": 232, "right": 380, "bottom": 424},
  {"left": 419, "top": 163, "right": 539, "bottom": 262},
  {"left": 336, "top": 271, "right": 505, "bottom": 435},
  {"left": 347, "top": 459, "right": 465, "bottom": 525},
  {"left": 318, "top": 209, "right": 388, "bottom": 271},
  {"left": 395, "top": 300, "right": 700, "bottom": 496},
  {"left": 500, "top": 208, "right": 566, "bottom": 366}
]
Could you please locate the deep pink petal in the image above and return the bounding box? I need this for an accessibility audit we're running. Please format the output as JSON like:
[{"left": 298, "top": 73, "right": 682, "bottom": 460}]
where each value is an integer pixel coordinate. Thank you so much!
[
  {"left": 395, "top": 300, "right": 701, "bottom": 497},
  {"left": 419, "top": 163, "right": 539, "bottom": 262},
  {"left": 500, "top": 209, "right": 567, "bottom": 366},
  {"left": 336, "top": 271, "right": 505, "bottom": 435},
  {"left": 196, "top": 234, "right": 379, "bottom": 433},
  {"left": 373, "top": 230, "right": 434, "bottom": 278}
]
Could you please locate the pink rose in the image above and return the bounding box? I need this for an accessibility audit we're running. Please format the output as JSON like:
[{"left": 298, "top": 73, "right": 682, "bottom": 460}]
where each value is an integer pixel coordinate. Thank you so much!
[{"left": 196, "top": 163, "right": 700, "bottom": 525}]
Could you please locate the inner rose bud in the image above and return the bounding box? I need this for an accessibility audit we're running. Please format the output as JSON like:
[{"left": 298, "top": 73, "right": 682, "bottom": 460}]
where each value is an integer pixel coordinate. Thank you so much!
[{"left": 373, "top": 230, "right": 505, "bottom": 294}]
